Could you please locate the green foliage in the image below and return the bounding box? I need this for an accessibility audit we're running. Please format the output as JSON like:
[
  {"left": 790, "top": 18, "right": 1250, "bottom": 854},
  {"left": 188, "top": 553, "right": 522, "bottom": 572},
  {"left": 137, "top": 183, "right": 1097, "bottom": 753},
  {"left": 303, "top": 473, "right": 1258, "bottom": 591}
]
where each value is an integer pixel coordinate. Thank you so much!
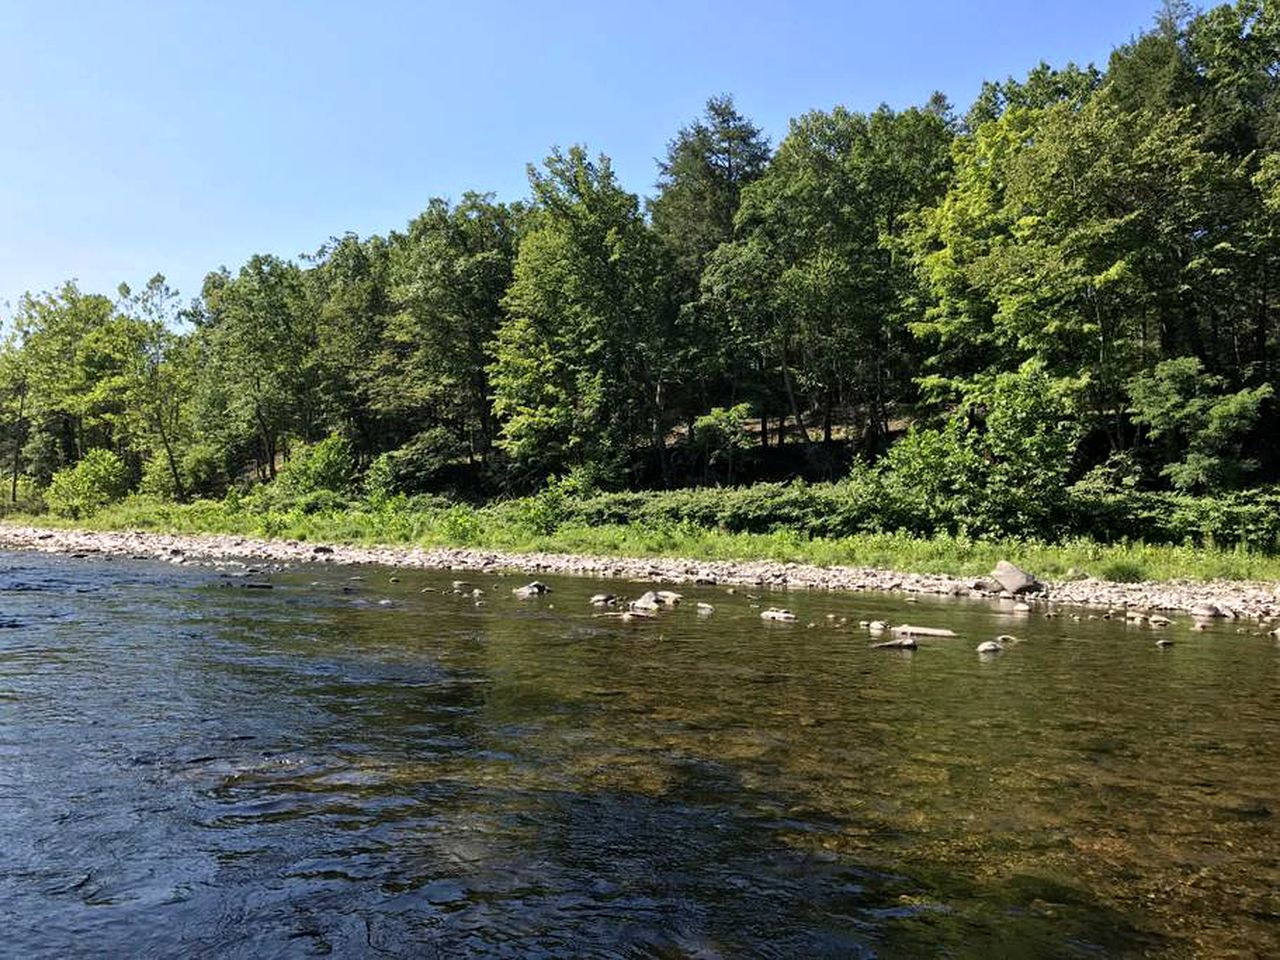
[
  {"left": 3, "top": 3, "right": 1280, "bottom": 550},
  {"left": 278, "top": 433, "right": 356, "bottom": 495},
  {"left": 139, "top": 456, "right": 179, "bottom": 500},
  {"left": 180, "top": 443, "right": 226, "bottom": 499},
  {"left": 1127, "top": 357, "right": 1272, "bottom": 491},
  {"left": 691, "top": 403, "right": 754, "bottom": 483},
  {"left": 871, "top": 363, "right": 1081, "bottom": 537},
  {"left": 363, "top": 427, "right": 465, "bottom": 500},
  {"left": 0, "top": 476, "right": 46, "bottom": 517},
  {"left": 45, "top": 448, "right": 128, "bottom": 519},
  {"left": 1098, "top": 558, "right": 1148, "bottom": 583},
  {"left": 489, "top": 146, "right": 676, "bottom": 483}
]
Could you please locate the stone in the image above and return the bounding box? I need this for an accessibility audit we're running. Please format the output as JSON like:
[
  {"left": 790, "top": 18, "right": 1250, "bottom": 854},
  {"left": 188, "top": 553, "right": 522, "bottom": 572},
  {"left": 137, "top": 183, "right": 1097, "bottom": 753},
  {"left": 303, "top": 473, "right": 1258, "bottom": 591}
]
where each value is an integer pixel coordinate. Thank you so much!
[
  {"left": 760, "top": 608, "right": 797, "bottom": 622},
  {"left": 976, "top": 640, "right": 1004, "bottom": 653},
  {"left": 892, "top": 624, "right": 957, "bottom": 638},
  {"left": 991, "top": 560, "right": 1041, "bottom": 595}
]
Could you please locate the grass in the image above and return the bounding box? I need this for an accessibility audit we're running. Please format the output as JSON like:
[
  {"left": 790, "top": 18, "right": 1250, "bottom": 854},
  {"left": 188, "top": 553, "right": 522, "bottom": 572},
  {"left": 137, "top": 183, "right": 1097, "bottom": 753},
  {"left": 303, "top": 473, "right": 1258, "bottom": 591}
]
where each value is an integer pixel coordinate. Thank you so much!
[{"left": 7, "top": 493, "right": 1280, "bottom": 583}]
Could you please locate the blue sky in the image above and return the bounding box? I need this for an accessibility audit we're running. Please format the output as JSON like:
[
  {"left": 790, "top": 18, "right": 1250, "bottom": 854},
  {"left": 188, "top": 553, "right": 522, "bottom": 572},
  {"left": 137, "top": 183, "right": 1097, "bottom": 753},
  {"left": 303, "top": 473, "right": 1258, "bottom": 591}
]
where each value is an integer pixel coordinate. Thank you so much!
[{"left": 1, "top": 0, "right": 1162, "bottom": 310}]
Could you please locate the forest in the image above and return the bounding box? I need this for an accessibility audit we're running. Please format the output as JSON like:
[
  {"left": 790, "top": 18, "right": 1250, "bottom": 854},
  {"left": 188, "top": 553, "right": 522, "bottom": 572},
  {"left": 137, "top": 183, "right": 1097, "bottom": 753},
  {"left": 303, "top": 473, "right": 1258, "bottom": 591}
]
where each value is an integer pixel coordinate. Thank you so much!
[{"left": 3, "top": 1, "right": 1279, "bottom": 553}]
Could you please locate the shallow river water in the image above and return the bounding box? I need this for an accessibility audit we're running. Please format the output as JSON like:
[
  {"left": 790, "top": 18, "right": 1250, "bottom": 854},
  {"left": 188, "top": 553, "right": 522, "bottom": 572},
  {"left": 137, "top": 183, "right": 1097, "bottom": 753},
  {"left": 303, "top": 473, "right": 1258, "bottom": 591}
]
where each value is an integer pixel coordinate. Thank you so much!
[{"left": 1, "top": 550, "right": 1277, "bottom": 958}]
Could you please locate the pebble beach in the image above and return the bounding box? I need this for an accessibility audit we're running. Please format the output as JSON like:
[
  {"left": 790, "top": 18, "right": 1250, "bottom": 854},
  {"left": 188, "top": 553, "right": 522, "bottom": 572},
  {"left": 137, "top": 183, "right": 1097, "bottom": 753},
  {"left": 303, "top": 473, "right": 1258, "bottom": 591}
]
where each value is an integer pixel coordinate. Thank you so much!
[{"left": 4, "top": 522, "right": 1280, "bottom": 622}]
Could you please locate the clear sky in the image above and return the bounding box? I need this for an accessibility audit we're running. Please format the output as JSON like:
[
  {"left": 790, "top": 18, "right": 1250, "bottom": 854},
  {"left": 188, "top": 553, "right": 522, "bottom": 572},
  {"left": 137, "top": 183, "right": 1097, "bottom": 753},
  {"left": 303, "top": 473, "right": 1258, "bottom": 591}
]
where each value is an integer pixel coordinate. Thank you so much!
[{"left": 1, "top": 0, "right": 1163, "bottom": 311}]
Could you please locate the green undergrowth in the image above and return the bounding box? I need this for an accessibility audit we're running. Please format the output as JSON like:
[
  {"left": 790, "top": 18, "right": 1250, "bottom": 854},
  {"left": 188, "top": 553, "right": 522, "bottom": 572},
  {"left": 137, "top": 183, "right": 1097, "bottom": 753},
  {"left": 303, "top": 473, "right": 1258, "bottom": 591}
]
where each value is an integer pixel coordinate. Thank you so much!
[{"left": 8, "top": 491, "right": 1280, "bottom": 584}]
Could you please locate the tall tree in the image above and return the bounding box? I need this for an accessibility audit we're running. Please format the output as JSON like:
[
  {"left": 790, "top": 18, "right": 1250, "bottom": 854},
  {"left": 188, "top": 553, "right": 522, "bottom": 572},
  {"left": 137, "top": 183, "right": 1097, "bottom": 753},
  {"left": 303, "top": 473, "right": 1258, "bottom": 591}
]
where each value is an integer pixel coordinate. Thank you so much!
[{"left": 490, "top": 147, "right": 675, "bottom": 484}]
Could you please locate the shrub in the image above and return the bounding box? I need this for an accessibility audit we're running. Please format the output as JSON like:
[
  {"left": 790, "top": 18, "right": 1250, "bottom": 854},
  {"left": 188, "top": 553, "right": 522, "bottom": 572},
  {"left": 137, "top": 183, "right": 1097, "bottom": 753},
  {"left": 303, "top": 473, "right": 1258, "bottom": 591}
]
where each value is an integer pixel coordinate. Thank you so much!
[
  {"left": 139, "top": 457, "right": 180, "bottom": 500},
  {"left": 45, "top": 449, "right": 129, "bottom": 519},
  {"left": 279, "top": 434, "right": 355, "bottom": 495},
  {"left": 691, "top": 403, "right": 754, "bottom": 484},
  {"left": 1127, "top": 357, "right": 1272, "bottom": 492},
  {"left": 0, "top": 475, "right": 46, "bottom": 517},
  {"left": 181, "top": 443, "right": 227, "bottom": 499},
  {"left": 1098, "top": 558, "right": 1147, "bottom": 583},
  {"left": 363, "top": 427, "right": 465, "bottom": 498}
]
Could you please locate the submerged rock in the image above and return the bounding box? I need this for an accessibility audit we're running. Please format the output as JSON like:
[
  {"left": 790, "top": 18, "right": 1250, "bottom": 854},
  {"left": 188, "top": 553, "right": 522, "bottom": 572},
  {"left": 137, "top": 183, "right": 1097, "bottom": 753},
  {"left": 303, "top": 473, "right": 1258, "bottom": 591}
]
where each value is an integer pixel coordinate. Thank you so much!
[
  {"left": 513, "top": 581, "right": 551, "bottom": 599},
  {"left": 630, "top": 591, "right": 661, "bottom": 612},
  {"left": 976, "top": 640, "right": 1004, "bottom": 654},
  {"left": 872, "top": 637, "right": 916, "bottom": 649},
  {"left": 760, "top": 608, "right": 797, "bottom": 622},
  {"left": 892, "top": 624, "right": 957, "bottom": 638}
]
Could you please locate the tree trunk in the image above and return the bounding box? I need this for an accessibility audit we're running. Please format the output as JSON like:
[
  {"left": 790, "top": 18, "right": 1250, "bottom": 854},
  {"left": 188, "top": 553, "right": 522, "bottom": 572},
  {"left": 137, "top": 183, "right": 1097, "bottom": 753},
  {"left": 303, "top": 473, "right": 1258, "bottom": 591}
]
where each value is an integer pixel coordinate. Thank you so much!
[
  {"left": 780, "top": 351, "right": 813, "bottom": 446},
  {"left": 10, "top": 382, "right": 26, "bottom": 503},
  {"left": 153, "top": 408, "right": 186, "bottom": 502}
]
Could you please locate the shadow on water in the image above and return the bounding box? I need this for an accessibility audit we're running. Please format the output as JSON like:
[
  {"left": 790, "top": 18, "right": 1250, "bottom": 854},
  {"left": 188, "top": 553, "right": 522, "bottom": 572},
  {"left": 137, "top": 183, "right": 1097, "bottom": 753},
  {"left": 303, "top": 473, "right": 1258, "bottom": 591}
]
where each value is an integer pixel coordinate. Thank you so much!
[{"left": 1, "top": 552, "right": 1276, "bottom": 957}]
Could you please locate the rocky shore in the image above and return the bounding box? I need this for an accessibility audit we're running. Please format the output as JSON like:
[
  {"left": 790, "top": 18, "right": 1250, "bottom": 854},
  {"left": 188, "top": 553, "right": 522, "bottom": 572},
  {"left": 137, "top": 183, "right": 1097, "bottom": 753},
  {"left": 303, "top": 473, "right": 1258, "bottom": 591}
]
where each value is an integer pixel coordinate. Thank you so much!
[{"left": 3, "top": 522, "right": 1280, "bottom": 621}]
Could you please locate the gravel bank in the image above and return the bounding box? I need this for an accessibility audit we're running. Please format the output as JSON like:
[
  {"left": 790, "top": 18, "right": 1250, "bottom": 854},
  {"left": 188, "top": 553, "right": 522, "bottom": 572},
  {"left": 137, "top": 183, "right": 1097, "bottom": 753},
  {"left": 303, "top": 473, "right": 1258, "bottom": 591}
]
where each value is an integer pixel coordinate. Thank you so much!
[{"left": 3, "top": 523, "right": 1279, "bottom": 621}]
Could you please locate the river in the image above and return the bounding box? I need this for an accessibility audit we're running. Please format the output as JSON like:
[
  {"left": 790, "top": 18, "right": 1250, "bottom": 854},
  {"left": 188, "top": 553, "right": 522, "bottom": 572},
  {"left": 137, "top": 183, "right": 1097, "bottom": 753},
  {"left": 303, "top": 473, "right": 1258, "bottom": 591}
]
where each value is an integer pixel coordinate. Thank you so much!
[{"left": 1, "top": 549, "right": 1277, "bottom": 957}]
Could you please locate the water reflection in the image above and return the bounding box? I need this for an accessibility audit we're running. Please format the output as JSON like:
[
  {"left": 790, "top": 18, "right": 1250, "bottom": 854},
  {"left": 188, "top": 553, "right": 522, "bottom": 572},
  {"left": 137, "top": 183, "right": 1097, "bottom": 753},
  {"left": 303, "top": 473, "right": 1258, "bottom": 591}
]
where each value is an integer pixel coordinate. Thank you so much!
[{"left": 1, "top": 551, "right": 1277, "bottom": 957}]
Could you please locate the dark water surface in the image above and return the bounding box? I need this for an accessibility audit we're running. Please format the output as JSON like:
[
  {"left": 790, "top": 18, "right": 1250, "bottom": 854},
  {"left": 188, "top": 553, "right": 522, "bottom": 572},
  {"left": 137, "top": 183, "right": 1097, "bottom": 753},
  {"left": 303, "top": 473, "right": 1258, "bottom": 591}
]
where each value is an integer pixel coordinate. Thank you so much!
[{"left": 1, "top": 550, "right": 1277, "bottom": 958}]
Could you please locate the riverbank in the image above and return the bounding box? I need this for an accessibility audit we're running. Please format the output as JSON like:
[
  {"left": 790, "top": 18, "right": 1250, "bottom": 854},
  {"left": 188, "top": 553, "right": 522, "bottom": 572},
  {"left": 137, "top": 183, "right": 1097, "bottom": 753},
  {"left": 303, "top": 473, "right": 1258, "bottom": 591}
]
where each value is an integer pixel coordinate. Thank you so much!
[{"left": 5, "top": 521, "right": 1280, "bottom": 622}]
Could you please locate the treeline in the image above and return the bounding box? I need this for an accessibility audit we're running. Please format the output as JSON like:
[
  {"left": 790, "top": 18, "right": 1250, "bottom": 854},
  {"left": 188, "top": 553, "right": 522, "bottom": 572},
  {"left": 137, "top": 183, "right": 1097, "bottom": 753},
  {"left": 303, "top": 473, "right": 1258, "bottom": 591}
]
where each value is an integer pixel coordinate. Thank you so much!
[{"left": 2, "top": 2, "right": 1279, "bottom": 539}]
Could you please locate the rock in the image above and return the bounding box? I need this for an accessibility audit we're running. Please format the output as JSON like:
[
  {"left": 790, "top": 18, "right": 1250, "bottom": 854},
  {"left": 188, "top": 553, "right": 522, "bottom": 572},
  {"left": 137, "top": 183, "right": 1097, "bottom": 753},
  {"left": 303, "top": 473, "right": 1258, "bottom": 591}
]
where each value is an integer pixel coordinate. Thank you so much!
[
  {"left": 696, "top": 602, "right": 715, "bottom": 615},
  {"left": 630, "top": 591, "right": 661, "bottom": 612},
  {"left": 513, "top": 581, "right": 551, "bottom": 599},
  {"left": 654, "top": 590, "right": 683, "bottom": 605},
  {"left": 976, "top": 640, "right": 1004, "bottom": 653},
  {"left": 590, "top": 593, "right": 616, "bottom": 607},
  {"left": 1156, "top": 638, "right": 1175, "bottom": 647},
  {"left": 892, "top": 625, "right": 957, "bottom": 638},
  {"left": 1191, "top": 603, "right": 1223, "bottom": 619},
  {"left": 868, "top": 620, "right": 887, "bottom": 633},
  {"left": 760, "top": 608, "right": 797, "bottom": 622},
  {"left": 1148, "top": 614, "right": 1171, "bottom": 627},
  {"left": 312, "top": 545, "right": 334, "bottom": 555},
  {"left": 872, "top": 637, "right": 916, "bottom": 649},
  {"left": 1012, "top": 601, "right": 1032, "bottom": 613},
  {"left": 990, "top": 560, "right": 1041, "bottom": 595}
]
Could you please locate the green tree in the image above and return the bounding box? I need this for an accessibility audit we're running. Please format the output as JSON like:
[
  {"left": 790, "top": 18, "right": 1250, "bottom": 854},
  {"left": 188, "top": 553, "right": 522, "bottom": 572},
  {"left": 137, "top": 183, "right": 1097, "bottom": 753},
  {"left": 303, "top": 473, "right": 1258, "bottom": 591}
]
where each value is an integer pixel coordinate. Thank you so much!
[
  {"left": 1127, "top": 356, "right": 1272, "bottom": 490},
  {"left": 381, "top": 194, "right": 523, "bottom": 463},
  {"left": 490, "top": 147, "right": 675, "bottom": 484}
]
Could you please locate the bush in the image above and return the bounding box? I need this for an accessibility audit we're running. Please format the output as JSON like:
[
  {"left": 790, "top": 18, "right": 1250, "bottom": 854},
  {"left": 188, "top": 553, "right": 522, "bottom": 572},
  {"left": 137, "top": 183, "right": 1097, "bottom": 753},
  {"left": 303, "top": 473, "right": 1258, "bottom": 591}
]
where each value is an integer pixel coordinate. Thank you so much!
[
  {"left": 0, "top": 475, "right": 46, "bottom": 517},
  {"left": 45, "top": 449, "right": 129, "bottom": 519},
  {"left": 182, "top": 443, "right": 227, "bottom": 499},
  {"left": 139, "top": 457, "right": 180, "bottom": 500},
  {"left": 279, "top": 434, "right": 355, "bottom": 495},
  {"left": 1098, "top": 558, "right": 1147, "bottom": 583},
  {"left": 363, "top": 427, "right": 465, "bottom": 498},
  {"left": 690, "top": 403, "right": 754, "bottom": 484}
]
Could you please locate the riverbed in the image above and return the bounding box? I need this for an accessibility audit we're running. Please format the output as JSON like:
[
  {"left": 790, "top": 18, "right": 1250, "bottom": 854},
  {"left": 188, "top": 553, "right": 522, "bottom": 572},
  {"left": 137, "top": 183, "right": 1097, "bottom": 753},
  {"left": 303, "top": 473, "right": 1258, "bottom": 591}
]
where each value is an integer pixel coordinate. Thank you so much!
[{"left": 1, "top": 549, "right": 1277, "bottom": 957}]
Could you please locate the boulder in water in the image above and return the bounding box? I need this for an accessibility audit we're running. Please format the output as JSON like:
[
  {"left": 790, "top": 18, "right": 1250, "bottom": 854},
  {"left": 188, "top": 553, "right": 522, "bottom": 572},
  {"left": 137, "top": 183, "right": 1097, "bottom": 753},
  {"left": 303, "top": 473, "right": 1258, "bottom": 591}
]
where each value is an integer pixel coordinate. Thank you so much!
[{"left": 760, "top": 608, "right": 797, "bottom": 622}]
